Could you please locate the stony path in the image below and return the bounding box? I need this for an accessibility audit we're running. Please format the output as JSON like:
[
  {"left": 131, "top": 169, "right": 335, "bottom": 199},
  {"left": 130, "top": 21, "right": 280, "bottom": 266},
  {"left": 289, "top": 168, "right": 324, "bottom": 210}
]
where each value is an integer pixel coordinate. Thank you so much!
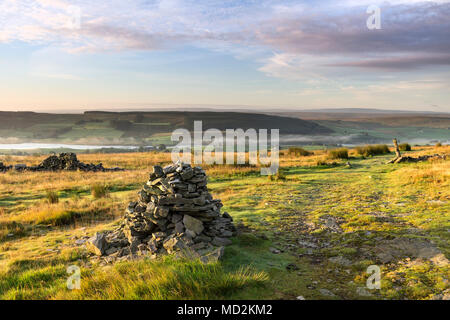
[{"left": 211, "top": 156, "right": 449, "bottom": 299}]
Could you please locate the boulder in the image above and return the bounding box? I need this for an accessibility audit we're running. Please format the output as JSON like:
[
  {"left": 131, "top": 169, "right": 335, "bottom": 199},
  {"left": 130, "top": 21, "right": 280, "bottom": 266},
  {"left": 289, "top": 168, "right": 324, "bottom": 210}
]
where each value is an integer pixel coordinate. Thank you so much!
[
  {"left": 183, "top": 215, "right": 204, "bottom": 236},
  {"left": 86, "top": 232, "right": 108, "bottom": 256},
  {"left": 212, "top": 237, "right": 232, "bottom": 246}
]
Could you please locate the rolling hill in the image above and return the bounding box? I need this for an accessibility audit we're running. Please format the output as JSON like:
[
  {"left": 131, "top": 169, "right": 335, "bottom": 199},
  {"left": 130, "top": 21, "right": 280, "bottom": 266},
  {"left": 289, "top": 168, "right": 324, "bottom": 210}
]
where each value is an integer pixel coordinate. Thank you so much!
[{"left": 0, "top": 111, "right": 333, "bottom": 146}]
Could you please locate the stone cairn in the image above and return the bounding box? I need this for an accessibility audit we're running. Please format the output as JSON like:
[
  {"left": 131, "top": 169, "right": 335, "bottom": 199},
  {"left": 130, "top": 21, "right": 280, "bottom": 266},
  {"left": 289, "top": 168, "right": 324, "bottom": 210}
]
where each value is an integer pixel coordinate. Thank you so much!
[
  {"left": 85, "top": 162, "right": 236, "bottom": 264},
  {"left": 0, "top": 153, "right": 124, "bottom": 172}
]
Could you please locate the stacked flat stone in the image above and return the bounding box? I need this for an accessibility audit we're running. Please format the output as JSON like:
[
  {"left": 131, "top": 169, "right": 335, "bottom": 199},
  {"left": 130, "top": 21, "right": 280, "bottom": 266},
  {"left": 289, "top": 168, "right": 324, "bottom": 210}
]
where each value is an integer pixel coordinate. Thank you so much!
[{"left": 86, "top": 162, "right": 236, "bottom": 263}]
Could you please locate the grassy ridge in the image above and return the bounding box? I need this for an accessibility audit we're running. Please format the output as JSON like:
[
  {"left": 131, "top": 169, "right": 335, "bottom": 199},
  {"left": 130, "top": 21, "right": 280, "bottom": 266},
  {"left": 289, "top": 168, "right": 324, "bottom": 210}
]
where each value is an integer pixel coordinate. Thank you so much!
[{"left": 0, "top": 111, "right": 332, "bottom": 145}]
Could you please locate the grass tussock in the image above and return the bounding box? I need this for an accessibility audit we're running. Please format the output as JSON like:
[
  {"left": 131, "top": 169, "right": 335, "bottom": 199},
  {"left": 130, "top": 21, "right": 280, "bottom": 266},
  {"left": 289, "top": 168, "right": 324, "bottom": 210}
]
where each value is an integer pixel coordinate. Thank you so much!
[
  {"left": 327, "top": 148, "right": 349, "bottom": 160},
  {"left": 0, "top": 221, "right": 26, "bottom": 242},
  {"left": 286, "top": 147, "right": 313, "bottom": 157},
  {"left": 268, "top": 170, "right": 286, "bottom": 181},
  {"left": 55, "top": 257, "right": 268, "bottom": 300},
  {"left": 16, "top": 206, "right": 74, "bottom": 226},
  {"left": 45, "top": 190, "right": 59, "bottom": 204},
  {"left": 91, "top": 184, "right": 109, "bottom": 199},
  {"left": 398, "top": 143, "right": 412, "bottom": 151},
  {"left": 356, "top": 144, "right": 390, "bottom": 157}
]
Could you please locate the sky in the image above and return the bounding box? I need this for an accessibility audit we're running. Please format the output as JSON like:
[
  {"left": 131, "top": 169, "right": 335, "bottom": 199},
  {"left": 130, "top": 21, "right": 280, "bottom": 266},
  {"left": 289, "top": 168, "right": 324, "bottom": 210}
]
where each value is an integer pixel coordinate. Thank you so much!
[{"left": 0, "top": 0, "right": 449, "bottom": 112}]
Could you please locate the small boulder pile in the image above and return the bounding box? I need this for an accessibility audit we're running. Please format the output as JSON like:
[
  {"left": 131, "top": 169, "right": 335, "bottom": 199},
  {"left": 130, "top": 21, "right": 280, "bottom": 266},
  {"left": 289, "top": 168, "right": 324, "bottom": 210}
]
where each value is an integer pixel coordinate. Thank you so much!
[
  {"left": 388, "top": 153, "right": 448, "bottom": 164},
  {"left": 85, "top": 162, "right": 236, "bottom": 263},
  {"left": 7, "top": 153, "right": 124, "bottom": 172},
  {"left": 0, "top": 162, "right": 12, "bottom": 172}
]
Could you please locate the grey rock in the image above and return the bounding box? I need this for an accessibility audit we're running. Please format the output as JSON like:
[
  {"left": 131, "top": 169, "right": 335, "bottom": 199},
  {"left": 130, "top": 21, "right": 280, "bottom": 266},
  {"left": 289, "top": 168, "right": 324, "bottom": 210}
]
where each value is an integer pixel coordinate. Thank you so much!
[
  {"left": 147, "top": 238, "right": 159, "bottom": 253},
  {"left": 221, "top": 230, "right": 233, "bottom": 238},
  {"left": 329, "top": 256, "right": 352, "bottom": 266},
  {"left": 212, "top": 237, "right": 232, "bottom": 246},
  {"left": 152, "top": 232, "right": 166, "bottom": 242},
  {"left": 180, "top": 167, "right": 194, "bottom": 180},
  {"left": 75, "top": 239, "right": 86, "bottom": 245},
  {"left": 152, "top": 165, "right": 164, "bottom": 178},
  {"left": 269, "top": 247, "right": 281, "bottom": 254},
  {"left": 356, "top": 287, "right": 373, "bottom": 297},
  {"left": 163, "top": 237, "right": 188, "bottom": 254},
  {"left": 200, "top": 246, "right": 225, "bottom": 263},
  {"left": 14, "top": 164, "right": 27, "bottom": 170},
  {"left": 183, "top": 215, "right": 204, "bottom": 236},
  {"left": 185, "top": 229, "right": 197, "bottom": 239},
  {"left": 319, "top": 289, "right": 336, "bottom": 297},
  {"left": 154, "top": 206, "right": 169, "bottom": 218},
  {"left": 86, "top": 232, "right": 108, "bottom": 256},
  {"left": 171, "top": 214, "right": 183, "bottom": 223},
  {"left": 222, "top": 212, "right": 232, "bottom": 220},
  {"left": 105, "top": 246, "right": 119, "bottom": 255},
  {"left": 195, "top": 235, "right": 212, "bottom": 243},
  {"left": 129, "top": 238, "right": 141, "bottom": 254},
  {"left": 163, "top": 164, "right": 177, "bottom": 174},
  {"left": 175, "top": 221, "right": 185, "bottom": 234}
]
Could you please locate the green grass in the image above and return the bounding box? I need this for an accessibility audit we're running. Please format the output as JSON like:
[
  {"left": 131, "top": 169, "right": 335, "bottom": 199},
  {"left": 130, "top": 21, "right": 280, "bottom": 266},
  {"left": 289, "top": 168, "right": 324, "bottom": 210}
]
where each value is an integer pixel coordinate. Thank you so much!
[{"left": 57, "top": 256, "right": 268, "bottom": 300}]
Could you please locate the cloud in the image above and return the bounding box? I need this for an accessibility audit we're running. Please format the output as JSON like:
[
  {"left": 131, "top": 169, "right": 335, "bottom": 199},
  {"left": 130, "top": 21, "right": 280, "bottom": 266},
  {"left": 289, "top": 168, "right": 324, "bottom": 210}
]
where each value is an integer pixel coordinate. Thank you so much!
[
  {"left": 325, "top": 54, "right": 450, "bottom": 70},
  {"left": 254, "top": 2, "right": 450, "bottom": 68},
  {"left": 1, "top": 0, "right": 450, "bottom": 76}
]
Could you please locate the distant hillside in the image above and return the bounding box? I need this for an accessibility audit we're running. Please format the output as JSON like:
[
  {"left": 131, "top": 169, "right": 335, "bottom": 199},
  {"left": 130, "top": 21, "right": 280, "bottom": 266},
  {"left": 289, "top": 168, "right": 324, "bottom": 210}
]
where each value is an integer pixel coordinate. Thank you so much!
[
  {"left": 0, "top": 111, "right": 332, "bottom": 145},
  {"left": 271, "top": 111, "right": 450, "bottom": 121},
  {"left": 267, "top": 111, "right": 449, "bottom": 145},
  {"left": 291, "top": 108, "right": 449, "bottom": 114}
]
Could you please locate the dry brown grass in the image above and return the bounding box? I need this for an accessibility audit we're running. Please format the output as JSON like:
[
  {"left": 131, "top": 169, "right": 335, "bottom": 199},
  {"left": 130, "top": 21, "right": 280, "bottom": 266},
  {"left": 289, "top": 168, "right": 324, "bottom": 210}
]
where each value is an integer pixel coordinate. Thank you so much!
[
  {"left": 0, "top": 196, "right": 127, "bottom": 227},
  {"left": 394, "top": 159, "right": 449, "bottom": 186}
]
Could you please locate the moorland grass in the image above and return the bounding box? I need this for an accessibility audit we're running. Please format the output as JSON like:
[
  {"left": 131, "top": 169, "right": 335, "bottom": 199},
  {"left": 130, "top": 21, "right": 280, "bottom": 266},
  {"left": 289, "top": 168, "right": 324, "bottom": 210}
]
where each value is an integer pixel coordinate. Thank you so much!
[
  {"left": 45, "top": 190, "right": 59, "bottom": 204},
  {"left": 398, "top": 143, "right": 412, "bottom": 151},
  {"left": 91, "top": 184, "right": 109, "bottom": 199},
  {"left": 286, "top": 147, "right": 313, "bottom": 157},
  {"left": 355, "top": 144, "right": 390, "bottom": 157},
  {"left": 56, "top": 256, "right": 268, "bottom": 300},
  {"left": 0, "top": 145, "right": 448, "bottom": 300},
  {"left": 327, "top": 148, "right": 349, "bottom": 160}
]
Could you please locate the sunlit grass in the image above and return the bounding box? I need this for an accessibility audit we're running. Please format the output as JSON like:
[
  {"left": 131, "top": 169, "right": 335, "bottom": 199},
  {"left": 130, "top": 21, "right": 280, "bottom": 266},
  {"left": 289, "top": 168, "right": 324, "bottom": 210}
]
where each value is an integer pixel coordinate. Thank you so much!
[{"left": 0, "top": 145, "right": 448, "bottom": 300}]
